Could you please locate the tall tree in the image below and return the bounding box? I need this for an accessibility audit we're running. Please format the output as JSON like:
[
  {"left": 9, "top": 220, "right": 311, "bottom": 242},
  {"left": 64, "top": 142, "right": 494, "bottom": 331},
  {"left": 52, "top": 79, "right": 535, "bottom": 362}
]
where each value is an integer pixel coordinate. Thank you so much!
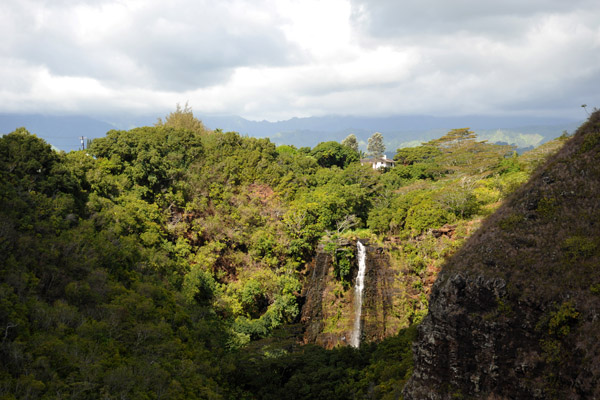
[
  {"left": 155, "top": 102, "right": 210, "bottom": 135},
  {"left": 427, "top": 127, "right": 477, "bottom": 150},
  {"left": 341, "top": 134, "right": 359, "bottom": 152},
  {"left": 367, "top": 132, "right": 385, "bottom": 158}
]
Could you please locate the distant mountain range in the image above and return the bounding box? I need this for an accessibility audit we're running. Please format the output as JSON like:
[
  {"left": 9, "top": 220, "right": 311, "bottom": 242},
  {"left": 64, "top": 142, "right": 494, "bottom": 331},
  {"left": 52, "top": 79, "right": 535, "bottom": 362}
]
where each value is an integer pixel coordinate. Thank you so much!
[
  {"left": 0, "top": 114, "right": 117, "bottom": 152},
  {"left": 0, "top": 113, "right": 583, "bottom": 154}
]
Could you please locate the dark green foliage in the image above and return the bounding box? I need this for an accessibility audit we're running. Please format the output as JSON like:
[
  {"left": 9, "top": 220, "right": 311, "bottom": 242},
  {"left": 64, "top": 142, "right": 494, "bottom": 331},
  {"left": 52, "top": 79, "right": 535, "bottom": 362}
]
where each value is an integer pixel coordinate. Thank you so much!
[
  {"left": 580, "top": 128, "right": 600, "bottom": 153},
  {"left": 545, "top": 301, "right": 580, "bottom": 339},
  {"left": 0, "top": 128, "right": 230, "bottom": 398},
  {"left": 88, "top": 126, "right": 203, "bottom": 200},
  {"left": 0, "top": 128, "right": 85, "bottom": 225},
  {"left": 229, "top": 325, "right": 417, "bottom": 400},
  {"left": 310, "top": 141, "right": 359, "bottom": 168},
  {"left": 334, "top": 247, "right": 355, "bottom": 282},
  {"left": 324, "top": 241, "right": 356, "bottom": 284}
]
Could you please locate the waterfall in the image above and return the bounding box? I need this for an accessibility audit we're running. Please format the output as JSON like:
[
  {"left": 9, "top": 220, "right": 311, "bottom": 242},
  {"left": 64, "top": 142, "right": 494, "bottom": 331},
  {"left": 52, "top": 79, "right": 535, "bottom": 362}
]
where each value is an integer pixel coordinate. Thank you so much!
[{"left": 351, "top": 241, "right": 367, "bottom": 348}]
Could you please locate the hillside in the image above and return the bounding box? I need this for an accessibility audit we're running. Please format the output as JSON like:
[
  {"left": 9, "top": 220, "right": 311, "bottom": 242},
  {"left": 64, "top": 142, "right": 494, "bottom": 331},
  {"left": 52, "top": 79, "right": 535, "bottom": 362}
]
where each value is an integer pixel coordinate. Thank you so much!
[
  {"left": 0, "top": 106, "right": 576, "bottom": 399},
  {"left": 404, "top": 110, "right": 600, "bottom": 398}
]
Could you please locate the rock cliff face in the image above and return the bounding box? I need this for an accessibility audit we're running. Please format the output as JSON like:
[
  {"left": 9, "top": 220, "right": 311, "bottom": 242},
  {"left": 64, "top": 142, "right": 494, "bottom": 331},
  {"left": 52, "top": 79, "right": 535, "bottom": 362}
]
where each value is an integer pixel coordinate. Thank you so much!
[
  {"left": 301, "top": 241, "right": 406, "bottom": 348},
  {"left": 362, "top": 245, "right": 406, "bottom": 342},
  {"left": 404, "top": 112, "right": 600, "bottom": 399}
]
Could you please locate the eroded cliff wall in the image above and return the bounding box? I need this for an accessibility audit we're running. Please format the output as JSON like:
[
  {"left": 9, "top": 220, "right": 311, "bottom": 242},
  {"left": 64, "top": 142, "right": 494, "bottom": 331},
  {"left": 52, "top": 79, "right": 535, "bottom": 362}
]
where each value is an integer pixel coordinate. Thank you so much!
[
  {"left": 301, "top": 241, "right": 410, "bottom": 348},
  {"left": 404, "top": 111, "right": 600, "bottom": 399}
]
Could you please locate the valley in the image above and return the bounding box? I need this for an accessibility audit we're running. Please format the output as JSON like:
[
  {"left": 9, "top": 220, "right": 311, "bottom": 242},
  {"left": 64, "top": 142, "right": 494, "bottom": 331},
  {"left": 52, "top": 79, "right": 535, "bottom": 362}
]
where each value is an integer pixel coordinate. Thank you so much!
[{"left": 0, "top": 107, "right": 596, "bottom": 399}]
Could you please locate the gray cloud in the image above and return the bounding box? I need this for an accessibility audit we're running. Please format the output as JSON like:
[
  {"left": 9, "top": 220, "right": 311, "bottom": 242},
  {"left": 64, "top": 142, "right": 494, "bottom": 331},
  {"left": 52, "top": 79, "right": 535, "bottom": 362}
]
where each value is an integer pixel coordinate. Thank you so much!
[
  {"left": 0, "top": 0, "right": 599, "bottom": 120},
  {"left": 2, "top": 0, "right": 300, "bottom": 91},
  {"left": 350, "top": 0, "right": 598, "bottom": 40},
  {"left": 341, "top": 0, "right": 600, "bottom": 118}
]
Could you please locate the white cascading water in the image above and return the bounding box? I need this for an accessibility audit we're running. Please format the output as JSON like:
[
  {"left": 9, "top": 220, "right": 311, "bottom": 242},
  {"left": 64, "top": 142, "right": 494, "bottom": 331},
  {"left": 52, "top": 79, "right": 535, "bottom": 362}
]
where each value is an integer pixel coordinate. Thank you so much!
[{"left": 351, "top": 241, "right": 367, "bottom": 348}]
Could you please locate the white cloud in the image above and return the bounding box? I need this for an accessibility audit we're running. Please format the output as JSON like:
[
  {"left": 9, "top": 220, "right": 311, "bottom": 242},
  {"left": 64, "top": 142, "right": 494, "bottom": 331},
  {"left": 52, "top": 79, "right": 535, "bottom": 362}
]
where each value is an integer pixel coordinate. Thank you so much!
[{"left": 0, "top": 0, "right": 599, "bottom": 120}]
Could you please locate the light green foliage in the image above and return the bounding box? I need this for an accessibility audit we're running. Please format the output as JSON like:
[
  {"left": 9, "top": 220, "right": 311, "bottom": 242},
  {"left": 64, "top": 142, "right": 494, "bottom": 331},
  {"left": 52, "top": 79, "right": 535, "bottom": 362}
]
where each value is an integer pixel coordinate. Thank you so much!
[
  {"left": 276, "top": 144, "right": 297, "bottom": 156},
  {"left": 367, "top": 132, "right": 386, "bottom": 158},
  {"left": 435, "top": 180, "right": 479, "bottom": 219},
  {"left": 537, "top": 301, "right": 580, "bottom": 370},
  {"left": 563, "top": 236, "right": 597, "bottom": 262},
  {"left": 429, "top": 127, "right": 477, "bottom": 148},
  {"left": 368, "top": 128, "right": 530, "bottom": 237},
  {"left": 519, "top": 135, "right": 570, "bottom": 171},
  {"left": 546, "top": 301, "right": 579, "bottom": 338},
  {"left": 369, "top": 189, "right": 451, "bottom": 236},
  {"left": 495, "top": 153, "right": 522, "bottom": 175},
  {"left": 341, "top": 133, "right": 359, "bottom": 152},
  {"left": 394, "top": 144, "right": 441, "bottom": 165},
  {"left": 427, "top": 128, "right": 514, "bottom": 176},
  {"left": 155, "top": 102, "right": 211, "bottom": 135},
  {"left": 405, "top": 199, "right": 451, "bottom": 234}
]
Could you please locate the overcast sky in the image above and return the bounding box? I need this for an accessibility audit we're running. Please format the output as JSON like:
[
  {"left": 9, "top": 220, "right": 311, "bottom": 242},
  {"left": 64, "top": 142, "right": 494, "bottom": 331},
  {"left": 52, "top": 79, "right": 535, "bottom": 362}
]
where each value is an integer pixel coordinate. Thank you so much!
[{"left": 1, "top": 0, "right": 599, "bottom": 121}]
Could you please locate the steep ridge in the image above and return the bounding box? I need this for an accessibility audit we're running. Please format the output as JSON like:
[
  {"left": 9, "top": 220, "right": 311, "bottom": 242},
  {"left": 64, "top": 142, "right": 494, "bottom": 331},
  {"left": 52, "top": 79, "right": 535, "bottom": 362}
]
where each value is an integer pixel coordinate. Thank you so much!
[{"left": 404, "top": 111, "right": 600, "bottom": 399}]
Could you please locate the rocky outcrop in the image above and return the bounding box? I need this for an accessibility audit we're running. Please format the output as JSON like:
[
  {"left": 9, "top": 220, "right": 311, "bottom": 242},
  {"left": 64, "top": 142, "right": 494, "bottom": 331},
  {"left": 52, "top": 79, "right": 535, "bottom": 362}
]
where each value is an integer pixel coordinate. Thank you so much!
[
  {"left": 301, "top": 241, "right": 404, "bottom": 348},
  {"left": 404, "top": 272, "right": 546, "bottom": 399},
  {"left": 301, "top": 249, "right": 341, "bottom": 348},
  {"left": 404, "top": 111, "right": 600, "bottom": 399},
  {"left": 361, "top": 245, "right": 403, "bottom": 342}
]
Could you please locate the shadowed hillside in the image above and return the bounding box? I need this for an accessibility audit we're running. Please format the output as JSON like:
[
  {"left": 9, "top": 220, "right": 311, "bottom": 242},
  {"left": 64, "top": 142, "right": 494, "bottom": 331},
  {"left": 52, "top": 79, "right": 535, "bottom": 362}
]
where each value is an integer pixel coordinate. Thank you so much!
[{"left": 404, "top": 110, "right": 600, "bottom": 399}]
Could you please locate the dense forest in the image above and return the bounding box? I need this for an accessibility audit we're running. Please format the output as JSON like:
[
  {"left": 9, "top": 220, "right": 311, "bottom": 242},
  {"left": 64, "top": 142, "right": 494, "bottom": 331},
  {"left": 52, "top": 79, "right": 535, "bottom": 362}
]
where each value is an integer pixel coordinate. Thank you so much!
[{"left": 0, "top": 106, "right": 570, "bottom": 399}]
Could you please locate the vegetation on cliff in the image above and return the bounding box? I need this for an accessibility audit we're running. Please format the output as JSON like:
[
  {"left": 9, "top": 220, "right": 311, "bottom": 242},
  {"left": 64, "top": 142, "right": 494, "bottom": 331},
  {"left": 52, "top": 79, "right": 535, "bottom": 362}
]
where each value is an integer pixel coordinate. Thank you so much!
[
  {"left": 405, "top": 111, "right": 600, "bottom": 399},
  {"left": 0, "top": 105, "right": 571, "bottom": 398}
]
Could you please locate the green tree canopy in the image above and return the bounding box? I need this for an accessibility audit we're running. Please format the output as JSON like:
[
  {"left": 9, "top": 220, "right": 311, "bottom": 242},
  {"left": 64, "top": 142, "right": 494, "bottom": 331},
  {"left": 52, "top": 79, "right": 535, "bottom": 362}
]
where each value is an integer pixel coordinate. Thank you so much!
[
  {"left": 427, "top": 127, "right": 477, "bottom": 150},
  {"left": 425, "top": 128, "right": 514, "bottom": 176},
  {"left": 394, "top": 145, "right": 441, "bottom": 165},
  {"left": 310, "top": 141, "right": 359, "bottom": 168},
  {"left": 88, "top": 126, "right": 204, "bottom": 199}
]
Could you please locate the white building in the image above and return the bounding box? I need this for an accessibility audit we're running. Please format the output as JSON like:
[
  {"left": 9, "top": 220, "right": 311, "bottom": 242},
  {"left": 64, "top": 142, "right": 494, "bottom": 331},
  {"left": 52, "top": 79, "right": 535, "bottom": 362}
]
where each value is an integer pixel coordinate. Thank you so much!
[{"left": 360, "top": 156, "right": 396, "bottom": 170}]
